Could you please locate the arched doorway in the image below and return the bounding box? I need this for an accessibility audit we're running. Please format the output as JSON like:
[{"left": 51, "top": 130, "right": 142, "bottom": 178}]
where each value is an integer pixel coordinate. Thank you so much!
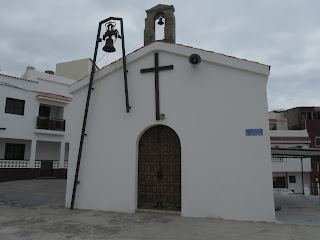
[{"left": 138, "top": 125, "right": 181, "bottom": 211}]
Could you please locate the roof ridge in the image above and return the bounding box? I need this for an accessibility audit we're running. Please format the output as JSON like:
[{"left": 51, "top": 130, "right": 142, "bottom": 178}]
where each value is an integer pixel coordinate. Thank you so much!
[{"left": 70, "top": 41, "right": 270, "bottom": 87}]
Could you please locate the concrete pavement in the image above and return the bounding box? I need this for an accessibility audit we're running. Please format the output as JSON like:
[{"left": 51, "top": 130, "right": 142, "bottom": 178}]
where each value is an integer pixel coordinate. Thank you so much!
[
  {"left": 1, "top": 202, "right": 320, "bottom": 240},
  {"left": 0, "top": 180, "right": 320, "bottom": 239}
]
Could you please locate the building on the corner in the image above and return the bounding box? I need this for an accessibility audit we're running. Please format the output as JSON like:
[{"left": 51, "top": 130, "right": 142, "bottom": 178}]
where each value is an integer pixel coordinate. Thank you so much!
[
  {"left": 281, "top": 107, "right": 320, "bottom": 195},
  {"left": 65, "top": 4, "right": 276, "bottom": 222},
  {"left": 0, "top": 58, "right": 96, "bottom": 181},
  {"left": 269, "top": 111, "right": 312, "bottom": 194}
]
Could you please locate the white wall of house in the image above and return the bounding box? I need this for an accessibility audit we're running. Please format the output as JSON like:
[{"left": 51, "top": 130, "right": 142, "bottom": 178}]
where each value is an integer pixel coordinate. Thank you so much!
[
  {"left": 272, "top": 157, "right": 311, "bottom": 172},
  {"left": 0, "top": 65, "right": 76, "bottom": 168},
  {"left": 56, "top": 58, "right": 95, "bottom": 81},
  {"left": 66, "top": 42, "right": 275, "bottom": 222},
  {"left": 35, "top": 141, "right": 60, "bottom": 161}
]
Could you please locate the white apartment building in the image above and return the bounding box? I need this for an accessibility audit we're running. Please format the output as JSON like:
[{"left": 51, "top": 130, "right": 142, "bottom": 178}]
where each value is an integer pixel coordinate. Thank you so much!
[
  {"left": 269, "top": 111, "right": 312, "bottom": 194},
  {"left": 0, "top": 58, "right": 95, "bottom": 181}
]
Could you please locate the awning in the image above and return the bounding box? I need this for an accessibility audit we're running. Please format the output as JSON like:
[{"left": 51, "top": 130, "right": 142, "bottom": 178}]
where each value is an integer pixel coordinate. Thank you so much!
[{"left": 271, "top": 148, "right": 320, "bottom": 158}]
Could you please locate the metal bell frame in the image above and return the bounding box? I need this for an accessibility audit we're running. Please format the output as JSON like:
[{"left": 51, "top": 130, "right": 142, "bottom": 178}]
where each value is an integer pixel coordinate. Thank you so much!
[{"left": 70, "top": 17, "right": 130, "bottom": 210}]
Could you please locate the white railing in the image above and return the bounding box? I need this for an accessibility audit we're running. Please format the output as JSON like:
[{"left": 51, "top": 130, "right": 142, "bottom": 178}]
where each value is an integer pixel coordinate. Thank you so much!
[
  {"left": 0, "top": 160, "right": 29, "bottom": 168},
  {"left": 53, "top": 161, "right": 59, "bottom": 169},
  {"left": 272, "top": 158, "right": 284, "bottom": 163},
  {"left": 0, "top": 160, "right": 68, "bottom": 169},
  {"left": 34, "top": 161, "right": 41, "bottom": 168}
]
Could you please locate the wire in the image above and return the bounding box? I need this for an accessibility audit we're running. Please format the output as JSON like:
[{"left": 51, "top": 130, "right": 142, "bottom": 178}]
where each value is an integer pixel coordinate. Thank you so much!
[{"left": 96, "top": 52, "right": 108, "bottom": 65}]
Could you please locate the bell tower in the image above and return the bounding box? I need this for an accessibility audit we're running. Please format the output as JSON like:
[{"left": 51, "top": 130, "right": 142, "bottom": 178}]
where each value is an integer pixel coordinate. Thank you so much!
[{"left": 144, "top": 4, "right": 176, "bottom": 45}]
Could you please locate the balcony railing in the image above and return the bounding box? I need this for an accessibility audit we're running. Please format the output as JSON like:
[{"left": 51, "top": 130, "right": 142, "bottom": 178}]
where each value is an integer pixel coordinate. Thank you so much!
[
  {"left": 289, "top": 120, "right": 306, "bottom": 130},
  {"left": 36, "top": 116, "right": 65, "bottom": 131},
  {"left": 0, "top": 160, "right": 68, "bottom": 169}
]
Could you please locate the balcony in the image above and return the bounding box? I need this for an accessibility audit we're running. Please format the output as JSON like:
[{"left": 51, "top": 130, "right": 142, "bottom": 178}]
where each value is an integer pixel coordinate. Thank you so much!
[
  {"left": 36, "top": 116, "right": 65, "bottom": 131},
  {"left": 289, "top": 121, "right": 306, "bottom": 130}
]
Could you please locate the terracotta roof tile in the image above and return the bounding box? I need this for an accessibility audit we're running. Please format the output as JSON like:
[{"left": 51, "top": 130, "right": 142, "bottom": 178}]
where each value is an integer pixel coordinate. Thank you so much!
[
  {"left": 270, "top": 137, "right": 311, "bottom": 141},
  {"left": 269, "top": 119, "right": 278, "bottom": 122},
  {"left": 0, "top": 73, "right": 38, "bottom": 83},
  {"left": 37, "top": 92, "right": 71, "bottom": 102}
]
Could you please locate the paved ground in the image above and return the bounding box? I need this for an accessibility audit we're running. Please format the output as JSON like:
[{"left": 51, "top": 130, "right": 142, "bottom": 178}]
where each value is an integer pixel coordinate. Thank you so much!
[
  {"left": 0, "top": 180, "right": 320, "bottom": 239},
  {"left": 0, "top": 179, "right": 66, "bottom": 208},
  {"left": 275, "top": 193, "right": 320, "bottom": 225}
]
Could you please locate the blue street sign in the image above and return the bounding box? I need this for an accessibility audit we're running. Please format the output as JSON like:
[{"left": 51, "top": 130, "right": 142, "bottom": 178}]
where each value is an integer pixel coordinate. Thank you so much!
[{"left": 246, "top": 129, "right": 263, "bottom": 136}]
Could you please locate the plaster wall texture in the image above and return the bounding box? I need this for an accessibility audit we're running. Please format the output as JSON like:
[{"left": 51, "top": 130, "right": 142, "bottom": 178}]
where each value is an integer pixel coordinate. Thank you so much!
[
  {"left": 66, "top": 42, "right": 275, "bottom": 222},
  {"left": 56, "top": 58, "right": 93, "bottom": 81},
  {"left": 272, "top": 158, "right": 311, "bottom": 172},
  {"left": 35, "top": 141, "right": 61, "bottom": 161}
]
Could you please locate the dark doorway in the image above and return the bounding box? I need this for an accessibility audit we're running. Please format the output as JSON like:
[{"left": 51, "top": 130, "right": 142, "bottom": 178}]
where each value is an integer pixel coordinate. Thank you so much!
[
  {"left": 40, "top": 161, "right": 53, "bottom": 177},
  {"left": 138, "top": 125, "right": 181, "bottom": 211},
  {"left": 273, "top": 177, "right": 286, "bottom": 188}
]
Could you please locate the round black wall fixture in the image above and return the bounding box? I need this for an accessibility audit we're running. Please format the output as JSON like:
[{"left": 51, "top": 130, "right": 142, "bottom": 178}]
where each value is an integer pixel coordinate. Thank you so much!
[{"left": 189, "top": 54, "right": 201, "bottom": 65}]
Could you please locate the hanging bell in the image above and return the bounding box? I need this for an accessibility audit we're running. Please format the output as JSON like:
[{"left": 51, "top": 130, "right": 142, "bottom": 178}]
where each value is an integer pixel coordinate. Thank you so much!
[
  {"left": 103, "top": 38, "right": 116, "bottom": 53},
  {"left": 158, "top": 17, "right": 164, "bottom": 25}
]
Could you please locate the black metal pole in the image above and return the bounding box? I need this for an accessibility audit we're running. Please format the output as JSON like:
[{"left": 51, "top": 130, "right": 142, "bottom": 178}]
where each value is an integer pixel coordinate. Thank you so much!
[
  {"left": 119, "top": 19, "right": 131, "bottom": 112},
  {"left": 70, "top": 17, "right": 130, "bottom": 209},
  {"left": 70, "top": 21, "right": 102, "bottom": 209}
]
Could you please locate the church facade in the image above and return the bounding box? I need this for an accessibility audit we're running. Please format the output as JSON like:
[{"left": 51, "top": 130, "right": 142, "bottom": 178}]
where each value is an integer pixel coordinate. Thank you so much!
[
  {"left": 65, "top": 4, "right": 275, "bottom": 222},
  {"left": 65, "top": 41, "right": 275, "bottom": 221}
]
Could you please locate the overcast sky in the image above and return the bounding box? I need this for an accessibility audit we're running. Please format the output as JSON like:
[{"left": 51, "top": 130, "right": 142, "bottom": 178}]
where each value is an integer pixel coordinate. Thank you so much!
[{"left": 1, "top": 0, "right": 319, "bottom": 111}]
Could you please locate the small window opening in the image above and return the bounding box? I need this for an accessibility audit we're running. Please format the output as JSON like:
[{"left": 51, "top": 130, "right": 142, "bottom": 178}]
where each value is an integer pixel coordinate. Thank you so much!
[
  {"left": 155, "top": 16, "right": 165, "bottom": 41},
  {"left": 289, "top": 176, "right": 296, "bottom": 183}
]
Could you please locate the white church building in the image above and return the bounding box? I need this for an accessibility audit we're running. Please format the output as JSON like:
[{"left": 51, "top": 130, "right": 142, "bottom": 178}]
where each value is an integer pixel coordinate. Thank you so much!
[{"left": 65, "top": 4, "right": 275, "bottom": 222}]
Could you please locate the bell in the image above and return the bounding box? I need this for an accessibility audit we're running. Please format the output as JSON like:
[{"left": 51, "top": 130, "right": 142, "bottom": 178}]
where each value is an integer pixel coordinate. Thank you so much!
[
  {"left": 158, "top": 17, "right": 164, "bottom": 25},
  {"left": 103, "top": 38, "right": 116, "bottom": 53}
]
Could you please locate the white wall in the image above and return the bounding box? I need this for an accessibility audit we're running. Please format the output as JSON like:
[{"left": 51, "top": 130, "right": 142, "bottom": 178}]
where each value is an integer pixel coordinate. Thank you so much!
[
  {"left": 56, "top": 58, "right": 94, "bottom": 81},
  {"left": 35, "top": 141, "right": 60, "bottom": 161},
  {"left": 272, "top": 158, "right": 311, "bottom": 172},
  {"left": 0, "top": 76, "right": 71, "bottom": 142},
  {"left": 66, "top": 43, "right": 275, "bottom": 222}
]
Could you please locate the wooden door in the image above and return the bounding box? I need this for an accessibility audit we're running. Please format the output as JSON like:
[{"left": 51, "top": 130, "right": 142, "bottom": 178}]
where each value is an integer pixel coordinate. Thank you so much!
[{"left": 138, "top": 125, "right": 181, "bottom": 211}]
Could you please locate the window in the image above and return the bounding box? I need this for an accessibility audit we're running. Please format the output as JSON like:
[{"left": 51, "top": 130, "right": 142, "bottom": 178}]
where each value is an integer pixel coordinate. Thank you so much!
[
  {"left": 4, "top": 143, "right": 25, "bottom": 160},
  {"left": 39, "top": 105, "right": 50, "bottom": 118},
  {"left": 315, "top": 137, "right": 320, "bottom": 147},
  {"left": 5, "top": 98, "right": 25, "bottom": 115},
  {"left": 269, "top": 123, "right": 277, "bottom": 130},
  {"left": 302, "top": 111, "right": 312, "bottom": 120},
  {"left": 289, "top": 176, "right": 296, "bottom": 183}
]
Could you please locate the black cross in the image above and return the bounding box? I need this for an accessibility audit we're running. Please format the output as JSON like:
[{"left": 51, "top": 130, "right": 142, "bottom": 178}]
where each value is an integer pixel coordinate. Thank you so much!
[{"left": 140, "top": 52, "right": 174, "bottom": 120}]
